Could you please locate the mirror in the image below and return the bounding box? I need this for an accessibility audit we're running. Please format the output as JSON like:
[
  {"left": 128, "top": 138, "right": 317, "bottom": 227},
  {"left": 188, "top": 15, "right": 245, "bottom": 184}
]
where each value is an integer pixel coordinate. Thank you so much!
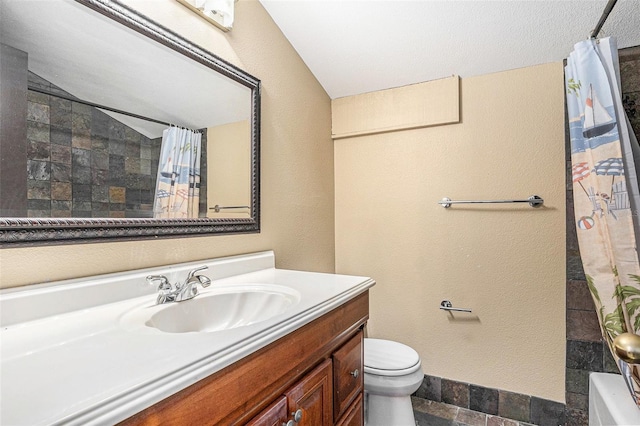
[{"left": 0, "top": 0, "right": 260, "bottom": 245}]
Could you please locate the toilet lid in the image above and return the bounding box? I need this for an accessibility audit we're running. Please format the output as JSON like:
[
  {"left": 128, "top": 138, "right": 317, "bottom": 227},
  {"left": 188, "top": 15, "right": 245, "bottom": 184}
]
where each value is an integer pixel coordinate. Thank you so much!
[{"left": 364, "top": 338, "right": 422, "bottom": 376}]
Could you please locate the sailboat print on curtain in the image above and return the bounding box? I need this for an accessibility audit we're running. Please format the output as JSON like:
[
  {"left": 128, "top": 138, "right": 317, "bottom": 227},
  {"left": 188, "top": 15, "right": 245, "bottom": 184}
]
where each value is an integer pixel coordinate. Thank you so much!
[
  {"left": 153, "top": 126, "right": 202, "bottom": 219},
  {"left": 583, "top": 84, "right": 617, "bottom": 138}
]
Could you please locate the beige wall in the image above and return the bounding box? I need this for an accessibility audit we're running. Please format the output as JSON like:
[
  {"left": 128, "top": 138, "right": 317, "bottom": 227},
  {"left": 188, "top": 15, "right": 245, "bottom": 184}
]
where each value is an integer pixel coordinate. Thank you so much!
[
  {"left": 332, "top": 77, "right": 460, "bottom": 139},
  {"left": 334, "top": 63, "right": 566, "bottom": 402},
  {"left": 206, "top": 120, "right": 251, "bottom": 218},
  {"left": 0, "top": 0, "right": 335, "bottom": 287}
]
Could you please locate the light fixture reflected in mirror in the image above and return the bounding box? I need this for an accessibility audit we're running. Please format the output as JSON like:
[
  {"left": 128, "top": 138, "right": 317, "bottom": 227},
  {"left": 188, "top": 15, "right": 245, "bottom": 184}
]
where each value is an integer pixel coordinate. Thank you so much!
[{"left": 176, "top": 0, "right": 235, "bottom": 31}]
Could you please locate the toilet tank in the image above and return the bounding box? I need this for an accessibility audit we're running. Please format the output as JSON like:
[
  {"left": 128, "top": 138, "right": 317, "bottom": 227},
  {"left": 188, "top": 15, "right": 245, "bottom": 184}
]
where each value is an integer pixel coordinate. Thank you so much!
[{"left": 589, "top": 373, "right": 640, "bottom": 426}]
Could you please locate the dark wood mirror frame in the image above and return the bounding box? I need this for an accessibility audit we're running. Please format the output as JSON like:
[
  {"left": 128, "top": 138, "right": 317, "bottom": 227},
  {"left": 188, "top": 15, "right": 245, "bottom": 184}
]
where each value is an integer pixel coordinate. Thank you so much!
[{"left": 0, "top": 0, "right": 260, "bottom": 247}]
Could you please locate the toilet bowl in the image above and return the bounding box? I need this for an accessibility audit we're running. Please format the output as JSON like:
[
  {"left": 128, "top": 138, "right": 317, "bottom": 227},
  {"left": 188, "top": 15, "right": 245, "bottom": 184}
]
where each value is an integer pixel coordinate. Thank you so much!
[{"left": 364, "top": 338, "right": 424, "bottom": 426}]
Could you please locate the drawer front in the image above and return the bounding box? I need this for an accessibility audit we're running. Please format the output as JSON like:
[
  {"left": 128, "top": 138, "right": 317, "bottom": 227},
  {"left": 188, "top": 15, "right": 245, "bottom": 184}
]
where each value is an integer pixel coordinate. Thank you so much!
[
  {"left": 335, "top": 394, "right": 363, "bottom": 426},
  {"left": 332, "top": 330, "right": 363, "bottom": 422}
]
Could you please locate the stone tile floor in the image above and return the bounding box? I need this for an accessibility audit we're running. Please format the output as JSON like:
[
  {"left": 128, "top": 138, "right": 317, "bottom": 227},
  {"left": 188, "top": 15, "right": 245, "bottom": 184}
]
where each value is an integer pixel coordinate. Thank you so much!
[{"left": 413, "top": 397, "right": 536, "bottom": 426}]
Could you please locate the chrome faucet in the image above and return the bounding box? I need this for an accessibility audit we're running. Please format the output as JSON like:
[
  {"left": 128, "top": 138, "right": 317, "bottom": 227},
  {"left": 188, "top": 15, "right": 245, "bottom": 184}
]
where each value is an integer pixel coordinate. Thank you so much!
[
  {"left": 146, "top": 274, "right": 175, "bottom": 304},
  {"left": 146, "top": 266, "right": 212, "bottom": 304}
]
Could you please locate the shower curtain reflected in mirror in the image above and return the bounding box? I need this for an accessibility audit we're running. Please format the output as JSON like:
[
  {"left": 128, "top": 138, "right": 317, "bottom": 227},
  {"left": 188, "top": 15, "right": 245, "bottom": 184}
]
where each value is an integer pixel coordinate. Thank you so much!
[
  {"left": 565, "top": 37, "right": 640, "bottom": 406},
  {"left": 153, "top": 127, "right": 202, "bottom": 218}
]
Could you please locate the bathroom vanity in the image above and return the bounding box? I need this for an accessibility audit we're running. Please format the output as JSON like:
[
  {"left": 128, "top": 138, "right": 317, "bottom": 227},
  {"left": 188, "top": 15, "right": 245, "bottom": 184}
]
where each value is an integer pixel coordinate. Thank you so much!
[
  {"left": 0, "top": 251, "right": 374, "bottom": 425},
  {"left": 123, "top": 294, "right": 367, "bottom": 425}
]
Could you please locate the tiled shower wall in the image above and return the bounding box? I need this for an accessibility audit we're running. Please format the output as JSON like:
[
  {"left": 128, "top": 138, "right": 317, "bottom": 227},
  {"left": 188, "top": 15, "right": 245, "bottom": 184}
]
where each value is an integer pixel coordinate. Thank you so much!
[
  {"left": 564, "top": 46, "right": 640, "bottom": 426},
  {"left": 25, "top": 72, "right": 161, "bottom": 218},
  {"left": 24, "top": 72, "right": 208, "bottom": 218}
]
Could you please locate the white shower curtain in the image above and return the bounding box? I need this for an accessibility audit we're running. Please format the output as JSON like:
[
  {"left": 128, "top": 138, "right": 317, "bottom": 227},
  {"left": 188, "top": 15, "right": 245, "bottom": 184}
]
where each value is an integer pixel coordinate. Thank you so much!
[
  {"left": 153, "top": 126, "right": 202, "bottom": 218},
  {"left": 565, "top": 37, "right": 640, "bottom": 406}
]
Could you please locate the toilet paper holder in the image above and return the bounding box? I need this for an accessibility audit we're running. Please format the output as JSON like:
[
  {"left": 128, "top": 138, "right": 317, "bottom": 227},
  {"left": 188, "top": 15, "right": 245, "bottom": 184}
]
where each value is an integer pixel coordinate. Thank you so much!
[{"left": 440, "top": 300, "right": 472, "bottom": 313}]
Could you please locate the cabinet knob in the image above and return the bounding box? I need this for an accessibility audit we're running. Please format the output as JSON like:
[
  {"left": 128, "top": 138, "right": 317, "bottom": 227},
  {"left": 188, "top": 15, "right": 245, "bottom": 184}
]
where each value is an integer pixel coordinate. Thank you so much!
[
  {"left": 350, "top": 368, "right": 360, "bottom": 378},
  {"left": 282, "top": 421, "right": 295, "bottom": 426},
  {"left": 292, "top": 409, "right": 303, "bottom": 423}
]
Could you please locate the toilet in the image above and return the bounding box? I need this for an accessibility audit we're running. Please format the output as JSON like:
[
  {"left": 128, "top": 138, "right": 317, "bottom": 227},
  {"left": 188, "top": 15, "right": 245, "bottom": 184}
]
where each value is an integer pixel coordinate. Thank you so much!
[{"left": 363, "top": 338, "right": 424, "bottom": 426}]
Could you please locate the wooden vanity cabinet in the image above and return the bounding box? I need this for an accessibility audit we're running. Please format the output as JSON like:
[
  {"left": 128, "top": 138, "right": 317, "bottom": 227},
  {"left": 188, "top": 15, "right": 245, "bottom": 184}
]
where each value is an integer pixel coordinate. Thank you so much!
[
  {"left": 246, "top": 396, "right": 288, "bottom": 426},
  {"left": 249, "top": 359, "right": 333, "bottom": 426},
  {"left": 335, "top": 394, "right": 363, "bottom": 426},
  {"left": 286, "top": 358, "right": 333, "bottom": 425},
  {"left": 248, "top": 330, "right": 363, "bottom": 426},
  {"left": 120, "top": 291, "right": 368, "bottom": 426},
  {"left": 332, "top": 331, "right": 363, "bottom": 421}
]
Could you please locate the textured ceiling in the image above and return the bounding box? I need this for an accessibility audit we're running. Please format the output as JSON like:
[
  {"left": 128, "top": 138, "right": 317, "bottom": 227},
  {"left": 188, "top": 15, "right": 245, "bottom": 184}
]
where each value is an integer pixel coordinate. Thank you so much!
[{"left": 260, "top": 0, "right": 640, "bottom": 99}]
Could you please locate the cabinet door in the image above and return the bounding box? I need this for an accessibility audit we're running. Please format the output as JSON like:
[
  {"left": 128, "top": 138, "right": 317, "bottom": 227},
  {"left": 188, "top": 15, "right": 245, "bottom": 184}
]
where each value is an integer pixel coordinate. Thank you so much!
[
  {"left": 246, "top": 396, "right": 288, "bottom": 426},
  {"left": 285, "top": 358, "right": 333, "bottom": 426},
  {"left": 332, "top": 331, "right": 363, "bottom": 421},
  {"left": 335, "top": 394, "right": 363, "bottom": 426}
]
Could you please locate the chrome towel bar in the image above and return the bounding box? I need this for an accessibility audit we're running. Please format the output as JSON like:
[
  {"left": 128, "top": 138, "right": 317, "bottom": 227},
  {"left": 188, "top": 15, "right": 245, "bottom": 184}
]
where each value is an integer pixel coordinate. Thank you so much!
[
  {"left": 440, "top": 300, "right": 472, "bottom": 313},
  {"left": 209, "top": 205, "right": 250, "bottom": 213},
  {"left": 438, "top": 195, "right": 543, "bottom": 208}
]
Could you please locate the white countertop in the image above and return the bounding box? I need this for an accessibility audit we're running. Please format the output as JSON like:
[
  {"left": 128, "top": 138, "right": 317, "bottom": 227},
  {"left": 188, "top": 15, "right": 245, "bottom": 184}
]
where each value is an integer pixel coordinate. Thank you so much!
[{"left": 0, "top": 251, "right": 374, "bottom": 426}]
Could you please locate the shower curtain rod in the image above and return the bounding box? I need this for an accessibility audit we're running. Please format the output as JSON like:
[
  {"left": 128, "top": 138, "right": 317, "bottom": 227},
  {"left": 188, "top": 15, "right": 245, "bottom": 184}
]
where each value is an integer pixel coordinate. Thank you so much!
[
  {"left": 27, "top": 85, "right": 196, "bottom": 131},
  {"left": 590, "top": 0, "right": 618, "bottom": 39}
]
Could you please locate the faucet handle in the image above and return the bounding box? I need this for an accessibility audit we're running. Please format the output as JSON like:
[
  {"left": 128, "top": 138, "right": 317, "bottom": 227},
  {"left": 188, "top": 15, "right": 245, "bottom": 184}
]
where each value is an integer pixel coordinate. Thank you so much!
[
  {"left": 196, "top": 274, "right": 212, "bottom": 288},
  {"left": 146, "top": 275, "right": 171, "bottom": 291},
  {"left": 186, "top": 265, "right": 208, "bottom": 280},
  {"left": 187, "top": 266, "right": 211, "bottom": 288},
  {"left": 147, "top": 275, "right": 176, "bottom": 304}
]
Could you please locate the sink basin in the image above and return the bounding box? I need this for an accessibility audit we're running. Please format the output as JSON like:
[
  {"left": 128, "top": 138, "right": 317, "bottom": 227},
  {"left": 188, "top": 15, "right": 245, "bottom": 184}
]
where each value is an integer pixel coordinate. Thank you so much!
[{"left": 120, "top": 284, "right": 301, "bottom": 333}]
